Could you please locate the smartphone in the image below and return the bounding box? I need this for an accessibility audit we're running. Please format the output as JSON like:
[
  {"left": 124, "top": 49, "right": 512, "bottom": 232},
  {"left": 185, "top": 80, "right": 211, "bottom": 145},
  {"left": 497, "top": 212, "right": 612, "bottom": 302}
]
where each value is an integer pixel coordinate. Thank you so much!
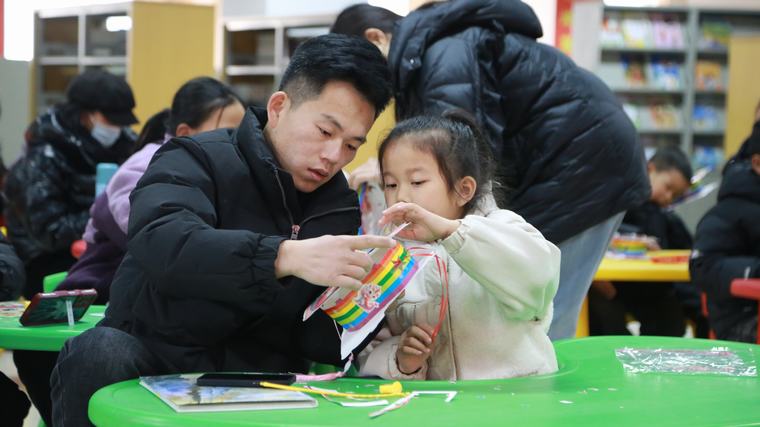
[
  {"left": 19, "top": 289, "right": 98, "bottom": 326},
  {"left": 196, "top": 372, "right": 296, "bottom": 388}
]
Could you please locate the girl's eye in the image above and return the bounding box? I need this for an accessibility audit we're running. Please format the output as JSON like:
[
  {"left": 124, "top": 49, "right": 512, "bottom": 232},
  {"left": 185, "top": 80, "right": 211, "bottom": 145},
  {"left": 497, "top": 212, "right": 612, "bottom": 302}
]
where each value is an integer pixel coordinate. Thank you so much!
[
  {"left": 318, "top": 127, "right": 331, "bottom": 137},
  {"left": 411, "top": 180, "right": 426, "bottom": 186},
  {"left": 346, "top": 144, "right": 358, "bottom": 152},
  {"left": 384, "top": 183, "right": 397, "bottom": 189}
]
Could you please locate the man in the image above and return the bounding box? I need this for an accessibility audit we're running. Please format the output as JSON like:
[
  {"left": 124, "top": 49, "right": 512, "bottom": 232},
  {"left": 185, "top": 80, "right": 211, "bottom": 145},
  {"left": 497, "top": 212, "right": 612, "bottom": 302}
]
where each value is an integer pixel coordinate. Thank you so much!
[
  {"left": 51, "top": 34, "right": 393, "bottom": 426},
  {"left": 332, "top": 1, "right": 650, "bottom": 339},
  {"left": 4, "top": 69, "right": 138, "bottom": 425}
]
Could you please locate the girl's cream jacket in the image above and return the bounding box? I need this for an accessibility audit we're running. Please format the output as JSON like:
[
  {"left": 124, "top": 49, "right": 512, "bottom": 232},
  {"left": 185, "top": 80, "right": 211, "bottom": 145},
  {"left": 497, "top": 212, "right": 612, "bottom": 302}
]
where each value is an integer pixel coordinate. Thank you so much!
[{"left": 359, "top": 196, "right": 561, "bottom": 380}]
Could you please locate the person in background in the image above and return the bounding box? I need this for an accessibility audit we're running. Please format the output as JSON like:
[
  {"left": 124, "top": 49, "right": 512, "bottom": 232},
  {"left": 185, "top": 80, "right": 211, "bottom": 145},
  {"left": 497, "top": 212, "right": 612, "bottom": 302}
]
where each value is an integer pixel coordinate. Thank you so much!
[
  {"left": 0, "top": 233, "right": 30, "bottom": 427},
  {"left": 58, "top": 77, "right": 245, "bottom": 303},
  {"left": 51, "top": 34, "right": 394, "bottom": 426},
  {"left": 589, "top": 146, "right": 692, "bottom": 337},
  {"left": 331, "top": 0, "right": 650, "bottom": 340},
  {"left": 690, "top": 108, "right": 760, "bottom": 343},
  {"left": 3, "top": 69, "right": 137, "bottom": 426},
  {"left": 360, "top": 112, "right": 560, "bottom": 380},
  {"left": 0, "top": 100, "right": 30, "bottom": 427},
  {"left": 7, "top": 77, "right": 245, "bottom": 425}
]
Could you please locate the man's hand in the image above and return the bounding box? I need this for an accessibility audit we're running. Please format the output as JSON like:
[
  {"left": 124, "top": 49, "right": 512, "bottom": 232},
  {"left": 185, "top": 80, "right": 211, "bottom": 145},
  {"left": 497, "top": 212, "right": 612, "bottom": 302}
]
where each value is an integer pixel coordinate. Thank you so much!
[
  {"left": 396, "top": 324, "right": 435, "bottom": 375},
  {"left": 275, "top": 234, "right": 394, "bottom": 289},
  {"left": 379, "top": 202, "right": 460, "bottom": 242},
  {"left": 347, "top": 158, "right": 381, "bottom": 190}
]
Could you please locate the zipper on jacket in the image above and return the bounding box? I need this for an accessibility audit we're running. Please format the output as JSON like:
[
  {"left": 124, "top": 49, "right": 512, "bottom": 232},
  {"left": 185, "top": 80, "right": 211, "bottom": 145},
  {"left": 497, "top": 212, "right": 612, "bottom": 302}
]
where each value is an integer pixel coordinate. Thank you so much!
[{"left": 270, "top": 164, "right": 359, "bottom": 240}]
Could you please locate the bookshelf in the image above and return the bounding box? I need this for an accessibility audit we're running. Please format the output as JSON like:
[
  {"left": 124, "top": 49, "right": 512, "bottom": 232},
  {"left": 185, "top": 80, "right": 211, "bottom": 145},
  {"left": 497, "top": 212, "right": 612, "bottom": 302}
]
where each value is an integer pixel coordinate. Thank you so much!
[
  {"left": 223, "top": 15, "right": 335, "bottom": 107},
  {"left": 574, "top": 4, "right": 760, "bottom": 172},
  {"left": 34, "top": 1, "right": 215, "bottom": 126}
]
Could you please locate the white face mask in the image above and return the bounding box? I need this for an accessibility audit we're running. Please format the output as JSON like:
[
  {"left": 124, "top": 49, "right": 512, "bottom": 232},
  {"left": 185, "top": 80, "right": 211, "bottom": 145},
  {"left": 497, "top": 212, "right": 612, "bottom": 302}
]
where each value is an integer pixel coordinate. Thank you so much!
[{"left": 90, "top": 115, "right": 121, "bottom": 148}]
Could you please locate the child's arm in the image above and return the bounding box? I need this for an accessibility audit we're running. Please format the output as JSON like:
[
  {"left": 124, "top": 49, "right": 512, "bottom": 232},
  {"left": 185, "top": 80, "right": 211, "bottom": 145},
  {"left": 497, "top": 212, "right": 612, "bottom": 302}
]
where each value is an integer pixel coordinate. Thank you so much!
[
  {"left": 440, "top": 210, "right": 561, "bottom": 320},
  {"left": 359, "top": 326, "right": 432, "bottom": 380}
]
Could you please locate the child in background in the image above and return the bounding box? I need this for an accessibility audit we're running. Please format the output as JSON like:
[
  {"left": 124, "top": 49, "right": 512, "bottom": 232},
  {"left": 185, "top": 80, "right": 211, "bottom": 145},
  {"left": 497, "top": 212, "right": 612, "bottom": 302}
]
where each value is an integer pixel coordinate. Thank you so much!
[
  {"left": 691, "top": 114, "right": 760, "bottom": 343},
  {"left": 360, "top": 113, "right": 560, "bottom": 380},
  {"left": 589, "top": 146, "right": 693, "bottom": 337}
]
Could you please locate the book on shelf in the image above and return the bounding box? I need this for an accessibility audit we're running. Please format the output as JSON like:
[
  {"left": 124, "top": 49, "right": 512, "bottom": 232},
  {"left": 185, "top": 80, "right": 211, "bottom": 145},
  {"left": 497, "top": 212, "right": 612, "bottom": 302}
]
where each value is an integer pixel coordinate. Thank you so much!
[
  {"left": 621, "top": 55, "right": 647, "bottom": 86},
  {"left": 651, "top": 14, "right": 684, "bottom": 49},
  {"left": 699, "top": 20, "right": 731, "bottom": 50},
  {"left": 648, "top": 104, "right": 680, "bottom": 129},
  {"left": 601, "top": 11, "right": 625, "bottom": 48},
  {"left": 622, "top": 102, "right": 681, "bottom": 131},
  {"left": 621, "top": 12, "right": 653, "bottom": 48},
  {"left": 695, "top": 60, "right": 725, "bottom": 90},
  {"left": 139, "top": 373, "right": 317, "bottom": 413},
  {"left": 693, "top": 146, "right": 725, "bottom": 171},
  {"left": 649, "top": 55, "right": 682, "bottom": 89},
  {"left": 693, "top": 105, "right": 724, "bottom": 131}
]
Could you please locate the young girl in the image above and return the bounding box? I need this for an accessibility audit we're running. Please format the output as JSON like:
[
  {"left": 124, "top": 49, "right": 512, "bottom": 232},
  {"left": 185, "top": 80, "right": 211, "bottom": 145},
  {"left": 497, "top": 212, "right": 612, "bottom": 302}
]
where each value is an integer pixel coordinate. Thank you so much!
[{"left": 359, "top": 113, "right": 561, "bottom": 380}]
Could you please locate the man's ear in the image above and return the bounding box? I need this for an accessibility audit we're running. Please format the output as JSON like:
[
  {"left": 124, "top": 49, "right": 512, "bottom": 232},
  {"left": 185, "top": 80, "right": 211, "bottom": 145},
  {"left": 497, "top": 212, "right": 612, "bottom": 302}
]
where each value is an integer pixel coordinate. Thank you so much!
[
  {"left": 751, "top": 153, "right": 760, "bottom": 176},
  {"left": 454, "top": 176, "right": 477, "bottom": 207},
  {"left": 363, "top": 28, "right": 391, "bottom": 56},
  {"left": 266, "top": 91, "right": 289, "bottom": 130},
  {"left": 175, "top": 123, "right": 192, "bottom": 137}
]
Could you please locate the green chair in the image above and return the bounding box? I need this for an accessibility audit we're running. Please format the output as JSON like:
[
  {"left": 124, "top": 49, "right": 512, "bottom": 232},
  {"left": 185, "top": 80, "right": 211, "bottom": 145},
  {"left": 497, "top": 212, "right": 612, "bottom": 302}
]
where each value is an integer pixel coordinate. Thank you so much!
[{"left": 42, "top": 272, "right": 68, "bottom": 293}]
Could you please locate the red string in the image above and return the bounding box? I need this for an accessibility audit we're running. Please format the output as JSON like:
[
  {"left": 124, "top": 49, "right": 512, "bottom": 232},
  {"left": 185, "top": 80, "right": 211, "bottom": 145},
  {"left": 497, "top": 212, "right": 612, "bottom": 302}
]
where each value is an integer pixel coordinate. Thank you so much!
[{"left": 406, "top": 247, "right": 450, "bottom": 341}]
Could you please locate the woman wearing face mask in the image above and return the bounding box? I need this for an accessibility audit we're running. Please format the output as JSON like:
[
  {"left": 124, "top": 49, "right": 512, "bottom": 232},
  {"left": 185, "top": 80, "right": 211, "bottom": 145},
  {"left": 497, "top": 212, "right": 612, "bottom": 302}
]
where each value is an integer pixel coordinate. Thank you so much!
[{"left": 3, "top": 69, "right": 138, "bottom": 301}]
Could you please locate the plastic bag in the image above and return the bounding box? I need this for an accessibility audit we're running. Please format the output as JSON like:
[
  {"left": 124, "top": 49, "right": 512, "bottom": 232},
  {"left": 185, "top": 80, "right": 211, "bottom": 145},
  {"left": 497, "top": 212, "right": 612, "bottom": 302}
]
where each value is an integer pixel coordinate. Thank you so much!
[{"left": 615, "top": 346, "right": 757, "bottom": 377}]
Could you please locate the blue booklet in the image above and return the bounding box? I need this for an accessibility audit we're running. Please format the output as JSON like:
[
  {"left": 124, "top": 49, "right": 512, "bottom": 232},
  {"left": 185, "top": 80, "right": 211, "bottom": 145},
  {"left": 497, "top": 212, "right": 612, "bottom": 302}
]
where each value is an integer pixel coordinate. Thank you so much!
[{"left": 140, "top": 373, "right": 317, "bottom": 413}]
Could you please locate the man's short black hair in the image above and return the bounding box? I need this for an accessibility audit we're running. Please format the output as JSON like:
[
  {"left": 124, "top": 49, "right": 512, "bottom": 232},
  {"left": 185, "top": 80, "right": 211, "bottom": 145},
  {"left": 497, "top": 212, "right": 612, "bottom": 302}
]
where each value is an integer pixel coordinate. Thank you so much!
[
  {"left": 649, "top": 146, "right": 693, "bottom": 182},
  {"left": 330, "top": 4, "right": 402, "bottom": 38},
  {"left": 279, "top": 34, "right": 392, "bottom": 117}
]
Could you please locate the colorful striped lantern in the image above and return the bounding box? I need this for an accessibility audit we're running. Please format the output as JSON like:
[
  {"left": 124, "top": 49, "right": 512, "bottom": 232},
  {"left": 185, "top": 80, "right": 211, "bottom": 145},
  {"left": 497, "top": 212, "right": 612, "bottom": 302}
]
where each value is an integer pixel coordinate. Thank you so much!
[{"left": 321, "top": 242, "right": 418, "bottom": 331}]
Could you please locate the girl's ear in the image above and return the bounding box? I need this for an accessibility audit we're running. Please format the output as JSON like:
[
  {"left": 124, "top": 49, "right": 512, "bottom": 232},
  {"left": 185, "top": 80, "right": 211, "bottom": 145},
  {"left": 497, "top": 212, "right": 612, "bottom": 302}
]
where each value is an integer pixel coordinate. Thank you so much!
[{"left": 454, "top": 176, "right": 477, "bottom": 207}]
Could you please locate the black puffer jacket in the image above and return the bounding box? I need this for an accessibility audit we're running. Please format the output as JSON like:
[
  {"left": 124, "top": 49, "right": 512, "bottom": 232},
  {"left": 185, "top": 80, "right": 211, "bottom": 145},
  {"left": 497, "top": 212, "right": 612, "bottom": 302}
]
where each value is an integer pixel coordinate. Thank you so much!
[
  {"left": 690, "top": 159, "right": 760, "bottom": 341},
  {"left": 3, "top": 107, "right": 135, "bottom": 262},
  {"left": 103, "top": 109, "right": 361, "bottom": 373},
  {"left": 388, "top": 0, "right": 650, "bottom": 243},
  {"left": 0, "top": 233, "right": 25, "bottom": 301}
]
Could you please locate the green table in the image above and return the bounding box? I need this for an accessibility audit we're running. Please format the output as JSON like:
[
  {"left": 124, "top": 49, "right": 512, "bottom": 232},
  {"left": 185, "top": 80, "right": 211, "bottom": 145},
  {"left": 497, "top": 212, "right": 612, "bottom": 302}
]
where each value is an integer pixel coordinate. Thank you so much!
[
  {"left": 0, "top": 305, "right": 106, "bottom": 351},
  {"left": 89, "top": 336, "right": 760, "bottom": 426}
]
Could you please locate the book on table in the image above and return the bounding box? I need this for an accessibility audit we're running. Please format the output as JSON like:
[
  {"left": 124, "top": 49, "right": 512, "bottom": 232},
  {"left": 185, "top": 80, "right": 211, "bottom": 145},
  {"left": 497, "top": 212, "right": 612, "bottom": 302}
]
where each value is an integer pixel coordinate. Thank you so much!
[{"left": 139, "top": 373, "right": 317, "bottom": 413}]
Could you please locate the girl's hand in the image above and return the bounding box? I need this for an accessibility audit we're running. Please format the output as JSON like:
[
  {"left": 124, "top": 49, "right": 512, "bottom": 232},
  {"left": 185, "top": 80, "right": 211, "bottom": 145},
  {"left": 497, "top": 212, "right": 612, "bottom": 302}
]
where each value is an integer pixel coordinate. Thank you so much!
[
  {"left": 379, "top": 202, "right": 460, "bottom": 242},
  {"left": 396, "top": 324, "right": 435, "bottom": 375}
]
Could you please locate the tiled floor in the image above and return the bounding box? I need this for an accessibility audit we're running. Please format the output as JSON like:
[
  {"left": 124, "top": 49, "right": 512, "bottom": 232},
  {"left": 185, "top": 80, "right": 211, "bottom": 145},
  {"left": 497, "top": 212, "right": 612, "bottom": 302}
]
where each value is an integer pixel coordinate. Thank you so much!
[{"left": 0, "top": 350, "right": 42, "bottom": 427}]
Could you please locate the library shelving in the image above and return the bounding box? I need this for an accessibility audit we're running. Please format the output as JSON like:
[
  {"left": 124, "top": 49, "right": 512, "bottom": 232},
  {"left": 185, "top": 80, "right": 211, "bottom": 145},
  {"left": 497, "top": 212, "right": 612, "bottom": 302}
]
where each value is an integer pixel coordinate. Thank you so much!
[
  {"left": 223, "top": 14, "right": 335, "bottom": 107},
  {"left": 34, "top": 1, "right": 215, "bottom": 126},
  {"left": 574, "top": 4, "right": 760, "bottom": 172}
]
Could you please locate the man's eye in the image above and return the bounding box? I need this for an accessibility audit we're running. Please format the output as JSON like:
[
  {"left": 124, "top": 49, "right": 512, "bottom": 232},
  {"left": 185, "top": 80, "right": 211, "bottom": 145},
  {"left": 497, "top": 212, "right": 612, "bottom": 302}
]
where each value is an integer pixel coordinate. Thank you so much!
[{"left": 318, "top": 127, "right": 331, "bottom": 137}]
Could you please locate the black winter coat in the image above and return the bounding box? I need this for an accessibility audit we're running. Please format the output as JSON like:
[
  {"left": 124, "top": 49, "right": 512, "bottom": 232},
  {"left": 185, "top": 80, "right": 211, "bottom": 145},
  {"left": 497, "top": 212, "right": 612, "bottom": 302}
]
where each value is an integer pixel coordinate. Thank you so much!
[
  {"left": 0, "top": 233, "right": 25, "bottom": 301},
  {"left": 3, "top": 107, "right": 134, "bottom": 262},
  {"left": 690, "top": 160, "right": 760, "bottom": 341},
  {"left": 388, "top": 0, "right": 650, "bottom": 243},
  {"left": 103, "top": 109, "right": 361, "bottom": 373}
]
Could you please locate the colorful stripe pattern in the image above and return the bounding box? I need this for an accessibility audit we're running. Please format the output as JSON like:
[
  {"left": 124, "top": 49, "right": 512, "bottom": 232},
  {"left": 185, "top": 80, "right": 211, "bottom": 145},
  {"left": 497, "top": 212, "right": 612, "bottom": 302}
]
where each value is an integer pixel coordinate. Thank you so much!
[{"left": 324, "top": 243, "right": 417, "bottom": 331}]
